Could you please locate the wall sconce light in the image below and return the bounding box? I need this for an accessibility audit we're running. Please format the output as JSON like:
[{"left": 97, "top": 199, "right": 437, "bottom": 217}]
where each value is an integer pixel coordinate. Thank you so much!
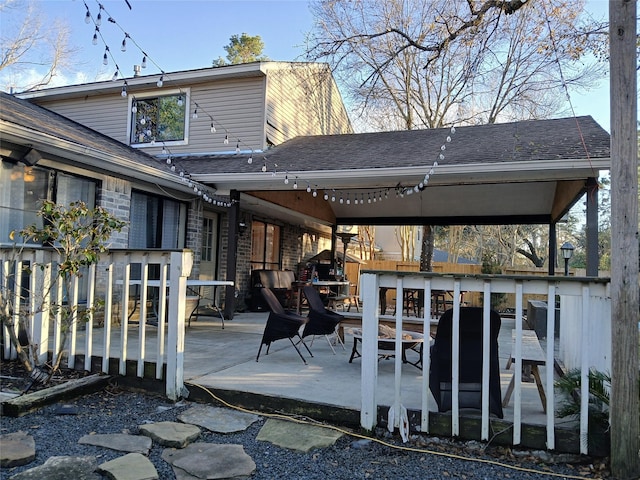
[{"left": 238, "top": 220, "right": 248, "bottom": 237}]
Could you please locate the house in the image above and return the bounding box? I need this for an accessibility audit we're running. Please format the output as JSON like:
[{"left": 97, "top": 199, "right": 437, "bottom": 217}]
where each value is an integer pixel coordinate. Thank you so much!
[
  {"left": 11, "top": 62, "right": 353, "bottom": 314},
  {"left": 12, "top": 63, "right": 610, "bottom": 319},
  {"left": 3, "top": 64, "right": 615, "bottom": 455}
]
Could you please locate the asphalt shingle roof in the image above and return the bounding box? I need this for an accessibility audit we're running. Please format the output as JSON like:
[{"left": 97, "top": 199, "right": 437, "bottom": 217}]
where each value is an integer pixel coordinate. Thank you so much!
[{"left": 174, "top": 116, "right": 609, "bottom": 176}]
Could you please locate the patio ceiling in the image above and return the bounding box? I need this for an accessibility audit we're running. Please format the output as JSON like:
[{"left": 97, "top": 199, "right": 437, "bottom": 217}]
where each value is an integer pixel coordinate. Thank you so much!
[{"left": 179, "top": 116, "right": 611, "bottom": 229}]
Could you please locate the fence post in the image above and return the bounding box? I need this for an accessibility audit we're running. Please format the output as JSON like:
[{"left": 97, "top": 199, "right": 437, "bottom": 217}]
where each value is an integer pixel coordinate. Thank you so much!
[
  {"left": 360, "top": 272, "right": 380, "bottom": 431},
  {"left": 166, "top": 250, "right": 193, "bottom": 401}
]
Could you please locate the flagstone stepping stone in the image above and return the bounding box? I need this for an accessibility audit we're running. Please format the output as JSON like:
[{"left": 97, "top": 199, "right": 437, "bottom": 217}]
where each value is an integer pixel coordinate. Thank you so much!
[
  {"left": 177, "top": 405, "right": 260, "bottom": 433},
  {"left": 97, "top": 452, "right": 157, "bottom": 480},
  {"left": 0, "top": 431, "right": 35, "bottom": 467},
  {"left": 161, "top": 443, "right": 255, "bottom": 479},
  {"left": 8, "top": 455, "right": 99, "bottom": 480},
  {"left": 256, "top": 418, "right": 343, "bottom": 452},
  {"left": 78, "top": 433, "right": 152, "bottom": 454},
  {"left": 138, "top": 421, "right": 200, "bottom": 448}
]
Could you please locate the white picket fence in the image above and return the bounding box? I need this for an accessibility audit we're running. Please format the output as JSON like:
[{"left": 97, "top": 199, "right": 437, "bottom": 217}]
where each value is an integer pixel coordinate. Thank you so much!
[
  {"left": 359, "top": 271, "right": 611, "bottom": 455},
  {"left": 1, "top": 246, "right": 193, "bottom": 400}
]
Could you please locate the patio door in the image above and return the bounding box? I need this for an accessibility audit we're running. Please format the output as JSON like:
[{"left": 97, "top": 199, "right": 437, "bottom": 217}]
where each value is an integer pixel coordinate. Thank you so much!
[{"left": 199, "top": 212, "right": 219, "bottom": 299}]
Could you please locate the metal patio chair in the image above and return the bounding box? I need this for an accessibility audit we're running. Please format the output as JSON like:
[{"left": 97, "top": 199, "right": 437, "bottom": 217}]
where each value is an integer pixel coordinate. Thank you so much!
[
  {"left": 302, "top": 285, "right": 345, "bottom": 354},
  {"left": 256, "top": 287, "right": 313, "bottom": 364}
]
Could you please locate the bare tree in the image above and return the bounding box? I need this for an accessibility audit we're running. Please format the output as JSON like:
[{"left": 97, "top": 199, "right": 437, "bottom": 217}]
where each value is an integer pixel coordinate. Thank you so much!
[
  {"left": 0, "top": 0, "right": 76, "bottom": 92},
  {"left": 305, "top": 0, "right": 605, "bottom": 269}
]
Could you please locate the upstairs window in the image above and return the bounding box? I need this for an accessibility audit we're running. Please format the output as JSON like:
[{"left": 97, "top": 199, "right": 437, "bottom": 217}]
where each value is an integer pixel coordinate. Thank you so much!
[{"left": 129, "top": 90, "right": 189, "bottom": 146}]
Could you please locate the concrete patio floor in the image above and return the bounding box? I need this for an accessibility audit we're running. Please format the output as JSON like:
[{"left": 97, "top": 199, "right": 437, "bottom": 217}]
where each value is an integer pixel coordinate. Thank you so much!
[{"left": 178, "top": 311, "right": 555, "bottom": 428}]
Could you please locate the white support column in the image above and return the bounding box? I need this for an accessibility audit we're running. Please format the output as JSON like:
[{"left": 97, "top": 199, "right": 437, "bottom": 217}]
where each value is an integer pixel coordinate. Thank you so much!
[
  {"left": 166, "top": 250, "right": 192, "bottom": 401},
  {"left": 481, "top": 281, "right": 491, "bottom": 440},
  {"left": 545, "top": 284, "right": 556, "bottom": 450},
  {"left": 513, "top": 281, "right": 524, "bottom": 445},
  {"left": 360, "top": 272, "right": 380, "bottom": 431}
]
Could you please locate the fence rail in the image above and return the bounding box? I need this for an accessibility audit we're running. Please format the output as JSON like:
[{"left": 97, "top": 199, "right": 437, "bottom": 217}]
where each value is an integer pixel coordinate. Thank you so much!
[
  {"left": 1, "top": 246, "right": 193, "bottom": 400},
  {"left": 358, "top": 270, "right": 611, "bottom": 455}
]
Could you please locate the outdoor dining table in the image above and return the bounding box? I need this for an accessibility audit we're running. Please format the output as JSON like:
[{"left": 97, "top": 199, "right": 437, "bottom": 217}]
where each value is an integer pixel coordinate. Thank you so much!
[{"left": 123, "top": 279, "right": 234, "bottom": 327}]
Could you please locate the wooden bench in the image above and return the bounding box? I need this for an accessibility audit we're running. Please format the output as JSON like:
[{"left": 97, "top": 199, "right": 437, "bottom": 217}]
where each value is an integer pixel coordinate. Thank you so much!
[{"left": 502, "top": 329, "right": 547, "bottom": 413}]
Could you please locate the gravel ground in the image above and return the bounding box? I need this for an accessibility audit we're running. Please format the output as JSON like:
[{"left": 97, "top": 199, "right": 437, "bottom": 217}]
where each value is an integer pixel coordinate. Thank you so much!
[{"left": 1, "top": 383, "right": 610, "bottom": 480}]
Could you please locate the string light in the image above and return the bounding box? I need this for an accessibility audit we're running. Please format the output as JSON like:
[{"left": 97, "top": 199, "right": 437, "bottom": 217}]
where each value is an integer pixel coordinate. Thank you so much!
[
  {"left": 103, "top": 47, "right": 109, "bottom": 65},
  {"left": 81, "top": 0, "right": 453, "bottom": 209}
]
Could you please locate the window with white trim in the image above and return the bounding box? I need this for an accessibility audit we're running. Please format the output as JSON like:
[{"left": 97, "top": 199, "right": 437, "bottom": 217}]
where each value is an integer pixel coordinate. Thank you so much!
[{"left": 129, "top": 90, "right": 189, "bottom": 146}]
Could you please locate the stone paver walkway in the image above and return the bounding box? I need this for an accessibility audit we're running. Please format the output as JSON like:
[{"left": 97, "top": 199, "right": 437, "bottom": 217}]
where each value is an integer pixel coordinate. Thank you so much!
[{"left": 0, "top": 404, "right": 342, "bottom": 480}]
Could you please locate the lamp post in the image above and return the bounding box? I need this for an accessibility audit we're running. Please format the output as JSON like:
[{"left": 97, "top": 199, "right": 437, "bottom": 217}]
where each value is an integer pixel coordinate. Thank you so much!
[{"left": 560, "top": 242, "right": 574, "bottom": 276}]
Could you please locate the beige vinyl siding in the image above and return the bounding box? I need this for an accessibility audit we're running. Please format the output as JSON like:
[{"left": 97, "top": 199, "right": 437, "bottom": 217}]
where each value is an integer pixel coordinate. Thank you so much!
[
  {"left": 265, "top": 64, "right": 352, "bottom": 145},
  {"left": 34, "top": 95, "right": 131, "bottom": 145},
  {"left": 178, "top": 78, "right": 266, "bottom": 155},
  {"left": 29, "top": 77, "right": 268, "bottom": 156}
]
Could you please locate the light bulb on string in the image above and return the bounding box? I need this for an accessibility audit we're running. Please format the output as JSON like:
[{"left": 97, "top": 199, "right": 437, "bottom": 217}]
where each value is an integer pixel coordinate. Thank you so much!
[
  {"left": 331, "top": 190, "right": 336, "bottom": 202},
  {"left": 177, "top": 95, "right": 183, "bottom": 106},
  {"left": 157, "top": 75, "right": 164, "bottom": 88},
  {"left": 235, "top": 141, "right": 240, "bottom": 154},
  {"left": 293, "top": 179, "right": 298, "bottom": 189},
  {"left": 306, "top": 183, "right": 311, "bottom": 193},
  {"left": 446, "top": 135, "right": 451, "bottom": 143},
  {"left": 166, "top": 157, "right": 172, "bottom": 165},
  {"left": 210, "top": 122, "right": 216, "bottom": 133},
  {"left": 121, "top": 36, "right": 127, "bottom": 52},
  {"left": 111, "top": 71, "right": 118, "bottom": 81},
  {"left": 141, "top": 56, "right": 147, "bottom": 68},
  {"left": 323, "top": 191, "right": 329, "bottom": 201},
  {"left": 96, "top": 11, "right": 102, "bottom": 26},
  {"left": 223, "top": 134, "right": 229, "bottom": 145},
  {"left": 170, "top": 164, "right": 176, "bottom": 171},
  {"left": 192, "top": 108, "right": 198, "bottom": 119},
  {"left": 131, "top": 102, "right": 137, "bottom": 113},
  {"left": 441, "top": 144, "right": 446, "bottom": 151},
  {"left": 121, "top": 84, "right": 127, "bottom": 97},
  {"left": 439, "top": 153, "right": 444, "bottom": 160},
  {"left": 261, "top": 162, "right": 267, "bottom": 172},
  {"left": 284, "top": 174, "right": 289, "bottom": 185},
  {"left": 368, "top": 193, "right": 372, "bottom": 203},
  {"left": 247, "top": 154, "right": 253, "bottom": 164},
  {"left": 451, "top": 126, "right": 456, "bottom": 134},
  {"left": 312, "top": 188, "right": 317, "bottom": 197},
  {"left": 84, "top": 9, "right": 91, "bottom": 23},
  {"left": 339, "top": 195, "right": 344, "bottom": 204},
  {"left": 92, "top": 29, "right": 99, "bottom": 45},
  {"left": 103, "top": 47, "right": 109, "bottom": 65},
  {"left": 346, "top": 194, "right": 350, "bottom": 205},
  {"left": 140, "top": 117, "right": 146, "bottom": 125},
  {"left": 161, "top": 146, "right": 167, "bottom": 155}
]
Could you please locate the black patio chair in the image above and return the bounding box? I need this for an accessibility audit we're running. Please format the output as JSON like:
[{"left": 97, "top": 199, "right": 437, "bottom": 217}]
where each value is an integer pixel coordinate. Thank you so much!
[
  {"left": 256, "top": 287, "right": 313, "bottom": 364},
  {"left": 429, "top": 307, "right": 504, "bottom": 419},
  {"left": 302, "top": 285, "right": 345, "bottom": 354}
]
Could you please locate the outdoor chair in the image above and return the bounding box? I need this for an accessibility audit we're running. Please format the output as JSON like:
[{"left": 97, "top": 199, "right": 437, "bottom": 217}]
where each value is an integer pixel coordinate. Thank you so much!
[
  {"left": 429, "top": 307, "right": 503, "bottom": 418},
  {"left": 302, "top": 285, "right": 345, "bottom": 354},
  {"left": 256, "top": 287, "right": 313, "bottom": 364}
]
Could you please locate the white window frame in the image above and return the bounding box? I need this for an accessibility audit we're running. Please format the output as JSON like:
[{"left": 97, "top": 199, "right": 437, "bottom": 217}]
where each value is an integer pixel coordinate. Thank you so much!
[{"left": 127, "top": 88, "right": 191, "bottom": 148}]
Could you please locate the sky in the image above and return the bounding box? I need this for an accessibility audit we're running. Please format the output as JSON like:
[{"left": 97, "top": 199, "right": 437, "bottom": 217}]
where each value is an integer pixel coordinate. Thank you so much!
[{"left": 1, "top": 0, "right": 613, "bottom": 130}]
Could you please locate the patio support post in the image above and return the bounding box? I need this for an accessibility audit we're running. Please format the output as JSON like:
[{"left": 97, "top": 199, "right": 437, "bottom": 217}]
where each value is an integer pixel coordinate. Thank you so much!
[
  {"left": 330, "top": 224, "right": 337, "bottom": 274},
  {"left": 224, "top": 190, "right": 240, "bottom": 320},
  {"left": 548, "top": 223, "right": 557, "bottom": 276},
  {"left": 585, "top": 177, "right": 599, "bottom": 276}
]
